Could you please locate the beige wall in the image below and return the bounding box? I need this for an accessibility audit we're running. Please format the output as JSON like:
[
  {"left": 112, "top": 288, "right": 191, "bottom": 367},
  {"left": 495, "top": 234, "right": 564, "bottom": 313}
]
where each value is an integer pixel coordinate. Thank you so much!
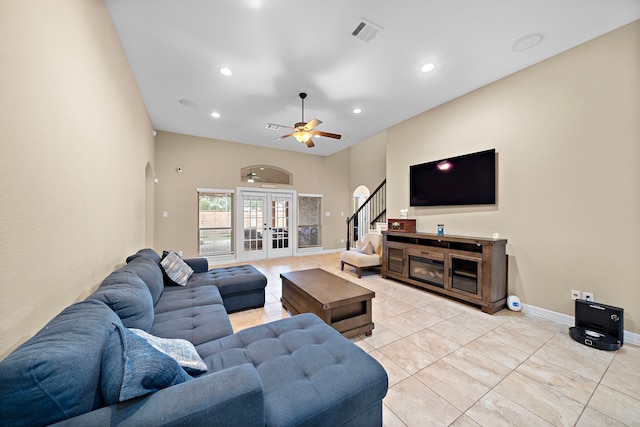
[
  {"left": 386, "top": 21, "right": 640, "bottom": 333},
  {"left": 0, "top": 0, "right": 154, "bottom": 357},
  {"left": 349, "top": 132, "right": 387, "bottom": 206},
  {"left": 154, "top": 132, "right": 351, "bottom": 256}
]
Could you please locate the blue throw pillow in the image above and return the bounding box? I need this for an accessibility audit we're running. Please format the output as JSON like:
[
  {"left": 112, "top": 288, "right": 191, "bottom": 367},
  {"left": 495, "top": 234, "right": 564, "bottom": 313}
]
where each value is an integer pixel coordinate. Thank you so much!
[{"left": 101, "top": 322, "right": 191, "bottom": 405}]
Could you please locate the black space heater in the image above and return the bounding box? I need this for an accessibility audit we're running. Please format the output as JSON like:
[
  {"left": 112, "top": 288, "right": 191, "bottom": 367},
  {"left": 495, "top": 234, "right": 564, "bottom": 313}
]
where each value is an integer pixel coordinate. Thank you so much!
[{"left": 569, "top": 299, "right": 623, "bottom": 351}]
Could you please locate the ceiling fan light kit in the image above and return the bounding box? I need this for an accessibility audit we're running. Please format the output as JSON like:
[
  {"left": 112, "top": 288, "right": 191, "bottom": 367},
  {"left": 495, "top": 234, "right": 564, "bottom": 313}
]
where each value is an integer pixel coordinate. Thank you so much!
[
  {"left": 268, "top": 93, "right": 342, "bottom": 148},
  {"left": 293, "top": 130, "right": 313, "bottom": 144}
]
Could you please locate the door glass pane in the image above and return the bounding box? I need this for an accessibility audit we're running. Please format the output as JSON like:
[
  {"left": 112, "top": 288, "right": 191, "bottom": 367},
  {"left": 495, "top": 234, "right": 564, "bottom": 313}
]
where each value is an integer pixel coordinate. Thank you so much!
[
  {"left": 198, "top": 192, "right": 233, "bottom": 256},
  {"left": 243, "top": 198, "right": 264, "bottom": 251},
  {"left": 298, "top": 196, "right": 321, "bottom": 248},
  {"left": 271, "top": 197, "right": 289, "bottom": 249}
]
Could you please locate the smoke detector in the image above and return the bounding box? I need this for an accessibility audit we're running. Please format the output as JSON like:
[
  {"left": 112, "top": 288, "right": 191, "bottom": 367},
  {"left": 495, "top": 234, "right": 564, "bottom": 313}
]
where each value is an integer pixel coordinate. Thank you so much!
[
  {"left": 351, "top": 18, "right": 383, "bottom": 42},
  {"left": 512, "top": 33, "right": 545, "bottom": 52}
]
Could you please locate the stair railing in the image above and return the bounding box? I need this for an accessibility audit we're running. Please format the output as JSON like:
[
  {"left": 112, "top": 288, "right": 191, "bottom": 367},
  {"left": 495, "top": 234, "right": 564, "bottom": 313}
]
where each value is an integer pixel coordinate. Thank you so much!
[{"left": 346, "top": 179, "right": 386, "bottom": 250}]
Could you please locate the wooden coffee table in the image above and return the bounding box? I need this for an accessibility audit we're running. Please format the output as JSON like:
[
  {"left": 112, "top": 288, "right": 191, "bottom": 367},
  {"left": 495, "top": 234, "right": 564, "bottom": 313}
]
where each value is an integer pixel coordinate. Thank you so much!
[{"left": 280, "top": 268, "right": 375, "bottom": 337}]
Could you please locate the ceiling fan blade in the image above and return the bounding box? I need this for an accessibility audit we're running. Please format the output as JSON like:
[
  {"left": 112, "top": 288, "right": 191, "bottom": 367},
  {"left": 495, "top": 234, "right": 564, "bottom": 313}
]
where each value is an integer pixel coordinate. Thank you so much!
[
  {"left": 274, "top": 133, "right": 293, "bottom": 140},
  {"left": 305, "top": 118, "right": 322, "bottom": 130},
  {"left": 305, "top": 139, "right": 315, "bottom": 148},
  {"left": 266, "top": 123, "right": 293, "bottom": 130},
  {"left": 313, "top": 131, "right": 342, "bottom": 140}
]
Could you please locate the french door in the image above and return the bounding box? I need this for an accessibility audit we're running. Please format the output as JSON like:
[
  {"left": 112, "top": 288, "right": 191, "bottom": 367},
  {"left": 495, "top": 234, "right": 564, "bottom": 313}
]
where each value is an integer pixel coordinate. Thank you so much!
[{"left": 239, "top": 190, "right": 294, "bottom": 261}]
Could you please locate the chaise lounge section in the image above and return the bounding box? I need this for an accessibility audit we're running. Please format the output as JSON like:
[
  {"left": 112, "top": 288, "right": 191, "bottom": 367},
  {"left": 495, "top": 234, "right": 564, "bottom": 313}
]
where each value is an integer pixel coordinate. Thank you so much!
[{"left": 0, "top": 248, "right": 388, "bottom": 426}]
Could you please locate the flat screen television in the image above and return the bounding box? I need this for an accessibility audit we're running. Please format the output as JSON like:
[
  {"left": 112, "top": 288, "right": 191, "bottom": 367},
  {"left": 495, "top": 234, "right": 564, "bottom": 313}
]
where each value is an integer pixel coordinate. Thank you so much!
[{"left": 410, "top": 149, "right": 496, "bottom": 207}]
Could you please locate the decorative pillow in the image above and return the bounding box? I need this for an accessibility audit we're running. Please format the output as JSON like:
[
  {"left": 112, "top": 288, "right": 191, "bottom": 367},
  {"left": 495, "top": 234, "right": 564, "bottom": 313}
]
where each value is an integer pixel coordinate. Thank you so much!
[
  {"left": 129, "top": 328, "right": 208, "bottom": 375},
  {"left": 101, "top": 323, "right": 191, "bottom": 405},
  {"left": 355, "top": 240, "right": 375, "bottom": 255},
  {"left": 160, "top": 251, "right": 194, "bottom": 286}
]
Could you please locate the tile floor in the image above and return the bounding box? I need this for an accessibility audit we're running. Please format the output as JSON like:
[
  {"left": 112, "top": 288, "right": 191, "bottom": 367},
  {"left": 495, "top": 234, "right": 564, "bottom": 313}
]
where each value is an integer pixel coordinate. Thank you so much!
[{"left": 223, "top": 252, "right": 640, "bottom": 427}]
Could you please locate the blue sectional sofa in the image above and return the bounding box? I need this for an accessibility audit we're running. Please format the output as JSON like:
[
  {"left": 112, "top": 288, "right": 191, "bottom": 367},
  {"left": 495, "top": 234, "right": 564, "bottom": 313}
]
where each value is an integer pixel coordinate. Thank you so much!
[{"left": 0, "top": 249, "right": 388, "bottom": 426}]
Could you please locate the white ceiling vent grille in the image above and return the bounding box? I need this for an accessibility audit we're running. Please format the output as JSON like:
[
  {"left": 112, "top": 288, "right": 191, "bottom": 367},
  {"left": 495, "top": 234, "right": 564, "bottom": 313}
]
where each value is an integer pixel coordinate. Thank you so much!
[{"left": 351, "top": 18, "right": 382, "bottom": 42}]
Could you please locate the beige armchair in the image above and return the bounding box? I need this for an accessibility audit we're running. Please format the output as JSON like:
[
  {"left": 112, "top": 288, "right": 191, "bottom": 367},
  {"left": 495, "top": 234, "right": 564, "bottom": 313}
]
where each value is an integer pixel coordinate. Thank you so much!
[{"left": 340, "top": 233, "right": 383, "bottom": 278}]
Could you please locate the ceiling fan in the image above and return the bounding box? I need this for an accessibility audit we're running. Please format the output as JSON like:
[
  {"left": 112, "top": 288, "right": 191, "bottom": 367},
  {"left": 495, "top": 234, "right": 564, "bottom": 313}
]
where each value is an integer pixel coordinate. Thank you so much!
[
  {"left": 267, "top": 92, "right": 342, "bottom": 148},
  {"left": 244, "top": 169, "right": 263, "bottom": 183}
]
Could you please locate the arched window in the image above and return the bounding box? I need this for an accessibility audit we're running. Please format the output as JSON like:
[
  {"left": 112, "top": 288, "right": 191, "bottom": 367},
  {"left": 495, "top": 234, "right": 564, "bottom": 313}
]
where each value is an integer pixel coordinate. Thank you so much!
[{"left": 240, "top": 165, "right": 292, "bottom": 185}]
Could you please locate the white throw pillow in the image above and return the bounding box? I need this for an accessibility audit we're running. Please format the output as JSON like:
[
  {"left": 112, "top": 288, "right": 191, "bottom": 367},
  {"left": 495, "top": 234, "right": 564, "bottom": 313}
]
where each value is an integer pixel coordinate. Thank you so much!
[
  {"left": 355, "top": 240, "right": 374, "bottom": 255},
  {"left": 129, "top": 328, "right": 208, "bottom": 375}
]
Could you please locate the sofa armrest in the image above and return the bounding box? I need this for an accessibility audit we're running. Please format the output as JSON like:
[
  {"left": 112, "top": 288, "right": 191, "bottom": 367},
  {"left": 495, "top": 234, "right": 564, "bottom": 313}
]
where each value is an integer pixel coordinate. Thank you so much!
[
  {"left": 183, "top": 257, "right": 208, "bottom": 273},
  {"left": 52, "top": 364, "right": 264, "bottom": 427}
]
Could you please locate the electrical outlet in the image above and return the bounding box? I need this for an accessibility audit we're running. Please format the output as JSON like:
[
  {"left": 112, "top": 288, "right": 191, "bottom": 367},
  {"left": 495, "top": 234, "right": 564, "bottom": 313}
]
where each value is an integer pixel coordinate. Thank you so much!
[
  {"left": 571, "top": 290, "right": 581, "bottom": 300},
  {"left": 582, "top": 292, "right": 594, "bottom": 302}
]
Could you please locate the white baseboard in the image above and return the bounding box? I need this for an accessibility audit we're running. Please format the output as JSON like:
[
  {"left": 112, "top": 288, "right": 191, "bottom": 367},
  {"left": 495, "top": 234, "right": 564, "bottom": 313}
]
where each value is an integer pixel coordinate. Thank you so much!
[{"left": 523, "top": 303, "right": 639, "bottom": 347}]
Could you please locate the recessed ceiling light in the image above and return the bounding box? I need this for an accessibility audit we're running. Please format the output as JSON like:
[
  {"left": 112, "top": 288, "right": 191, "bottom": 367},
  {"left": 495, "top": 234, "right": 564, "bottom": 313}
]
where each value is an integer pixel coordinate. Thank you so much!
[
  {"left": 353, "top": 108, "right": 362, "bottom": 114},
  {"left": 219, "top": 67, "right": 233, "bottom": 76},
  {"left": 512, "top": 33, "right": 544, "bottom": 52},
  {"left": 210, "top": 112, "right": 221, "bottom": 118},
  {"left": 178, "top": 98, "right": 197, "bottom": 108},
  {"left": 421, "top": 63, "right": 436, "bottom": 73}
]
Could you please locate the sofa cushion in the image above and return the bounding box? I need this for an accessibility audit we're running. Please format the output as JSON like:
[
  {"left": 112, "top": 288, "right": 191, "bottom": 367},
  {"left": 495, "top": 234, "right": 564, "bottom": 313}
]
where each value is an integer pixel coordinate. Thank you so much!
[
  {"left": 188, "top": 265, "right": 267, "bottom": 313},
  {"left": 196, "top": 313, "right": 388, "bottom": 427},
  {"left": 0, "top": 300, "right": 122, "bottom": 426},
  {"left": 190, "top": 265, "right": 267, "bottom": 297},
  {"left": 340, "top": 249, "right": 382, "bottom": 268},
  {"left": 126, "top": 248, "right": 162, "bottom": 265},
  {"left": 151, "top": 303, "right": 234, "bottom": 345},
  {"left": 123, "top": 256, "right": 165, "bottom": 305},
  {"left": 155, "top": 284, "right": 225, "bottom": 312},
  {"left": 101, "top": 323, "right": 191, "bottom": 405},
  {"left": 90, "top": 270, "right": 155, "bottom": 331},
  {"left": 151, "top": 285, "right": 232, "bottom": 344},
  {"left": 161, "top": 251, "right": 194, "bottom": 286},
  {"left": 129, "top": 328, "right": 208, "bottom": 375}
]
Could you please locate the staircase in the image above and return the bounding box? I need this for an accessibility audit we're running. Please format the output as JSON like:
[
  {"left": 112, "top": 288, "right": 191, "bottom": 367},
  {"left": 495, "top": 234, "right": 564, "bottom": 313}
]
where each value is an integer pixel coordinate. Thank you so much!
[{"left": 346, "top": 179, "right": 386, "bottom": 250}]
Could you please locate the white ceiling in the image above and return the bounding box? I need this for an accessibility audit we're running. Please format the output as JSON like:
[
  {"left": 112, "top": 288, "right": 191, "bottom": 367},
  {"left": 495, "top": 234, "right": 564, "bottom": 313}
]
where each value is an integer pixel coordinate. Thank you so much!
[{"left": 105, "top": 0, "right": 639, "bottom": 156}]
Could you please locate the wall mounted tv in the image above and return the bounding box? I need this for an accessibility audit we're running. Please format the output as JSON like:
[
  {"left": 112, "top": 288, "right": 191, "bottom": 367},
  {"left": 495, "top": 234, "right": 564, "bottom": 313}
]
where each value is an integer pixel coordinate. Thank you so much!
[{"left": 410, "top": 149, "right": 496, "bottom": 207}]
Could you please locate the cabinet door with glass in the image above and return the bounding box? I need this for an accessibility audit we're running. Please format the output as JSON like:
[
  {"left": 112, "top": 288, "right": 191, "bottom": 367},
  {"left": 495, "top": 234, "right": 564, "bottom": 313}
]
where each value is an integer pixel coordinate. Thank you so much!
[
  {"left": 385, "top": 243, "right": 407, "bottom": 276},
  {"left": 448, "top": 254, "right": 482, "bottom": 298}
]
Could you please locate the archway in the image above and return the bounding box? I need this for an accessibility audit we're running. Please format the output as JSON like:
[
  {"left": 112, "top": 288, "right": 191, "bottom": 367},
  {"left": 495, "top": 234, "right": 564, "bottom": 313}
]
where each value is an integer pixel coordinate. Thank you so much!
[{"left": 352, "top": 185, "right": 370, "bottom": 241}]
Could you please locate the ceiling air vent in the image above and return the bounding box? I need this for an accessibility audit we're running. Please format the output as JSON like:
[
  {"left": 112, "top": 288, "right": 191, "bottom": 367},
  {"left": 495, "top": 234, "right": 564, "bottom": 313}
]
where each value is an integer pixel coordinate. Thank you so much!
[{"left": 351, "top": 18, "right": 382, "bottom": 42}]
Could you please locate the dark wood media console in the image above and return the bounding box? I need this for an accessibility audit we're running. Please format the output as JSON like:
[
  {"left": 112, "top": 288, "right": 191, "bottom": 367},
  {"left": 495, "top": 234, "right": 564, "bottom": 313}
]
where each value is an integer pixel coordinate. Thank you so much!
[{"left": 381, "top": 231, "right": 508, "bottom": 314}]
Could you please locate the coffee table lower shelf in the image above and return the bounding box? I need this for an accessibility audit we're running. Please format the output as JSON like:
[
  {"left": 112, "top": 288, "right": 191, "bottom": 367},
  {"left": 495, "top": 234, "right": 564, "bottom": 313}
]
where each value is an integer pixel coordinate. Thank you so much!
[{"left": 280, "top": 269, "right": 374, "bottom": 338}]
